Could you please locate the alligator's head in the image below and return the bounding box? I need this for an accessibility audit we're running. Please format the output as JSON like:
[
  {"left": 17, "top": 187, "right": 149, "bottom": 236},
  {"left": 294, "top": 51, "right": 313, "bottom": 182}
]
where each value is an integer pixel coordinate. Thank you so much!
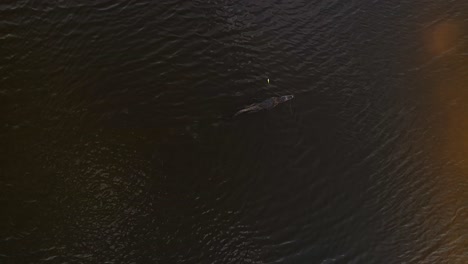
[{"left": 278, "top": 94, "right": 294, "bottom": 103}]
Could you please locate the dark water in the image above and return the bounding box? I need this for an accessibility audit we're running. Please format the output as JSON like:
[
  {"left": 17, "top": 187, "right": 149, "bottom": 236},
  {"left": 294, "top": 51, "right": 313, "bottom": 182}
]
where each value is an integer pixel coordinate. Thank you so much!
[{"left": 1, "top": 1, "right": 468, "bottom": 263}]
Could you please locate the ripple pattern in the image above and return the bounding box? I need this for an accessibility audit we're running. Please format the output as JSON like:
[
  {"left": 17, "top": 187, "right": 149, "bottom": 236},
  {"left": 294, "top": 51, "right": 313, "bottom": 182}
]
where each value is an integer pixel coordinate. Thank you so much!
[{"left": 1, "top": 0, "right": 468, "bottom": 263}]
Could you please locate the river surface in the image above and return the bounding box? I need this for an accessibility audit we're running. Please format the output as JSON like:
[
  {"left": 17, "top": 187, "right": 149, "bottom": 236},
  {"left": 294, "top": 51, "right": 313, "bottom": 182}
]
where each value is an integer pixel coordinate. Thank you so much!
[{"left": 1, "top": 1, "right": 468, "bottom": 263}]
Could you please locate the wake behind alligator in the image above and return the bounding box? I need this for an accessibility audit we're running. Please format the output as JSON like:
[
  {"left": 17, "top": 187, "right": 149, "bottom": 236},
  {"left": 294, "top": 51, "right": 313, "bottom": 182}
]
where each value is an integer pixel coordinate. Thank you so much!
[{"left": 234, "top": 95, "right": 294, "bottom": 117}]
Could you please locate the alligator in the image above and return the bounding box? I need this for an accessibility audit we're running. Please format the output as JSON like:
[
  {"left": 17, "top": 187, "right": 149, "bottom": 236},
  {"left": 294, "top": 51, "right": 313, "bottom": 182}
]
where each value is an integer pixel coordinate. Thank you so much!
[{"left": 234, "top": 95, "right": 294, "bottom": 117}]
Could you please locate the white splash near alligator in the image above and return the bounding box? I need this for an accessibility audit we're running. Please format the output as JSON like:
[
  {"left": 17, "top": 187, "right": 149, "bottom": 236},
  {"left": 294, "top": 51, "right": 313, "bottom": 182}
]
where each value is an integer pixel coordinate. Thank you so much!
[{"left": 234, "top": 95, "right": 294, "bottom": 117}]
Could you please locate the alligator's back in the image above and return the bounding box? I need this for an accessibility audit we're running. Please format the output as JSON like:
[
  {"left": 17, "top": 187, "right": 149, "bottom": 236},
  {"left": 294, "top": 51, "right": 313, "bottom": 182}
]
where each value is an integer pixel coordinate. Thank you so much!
[
  {"left": 257, "top": 98, "right": 277, "bottom": 109},
  {"left": 234, "top": 95, "right": 294, "bottom": 117}
]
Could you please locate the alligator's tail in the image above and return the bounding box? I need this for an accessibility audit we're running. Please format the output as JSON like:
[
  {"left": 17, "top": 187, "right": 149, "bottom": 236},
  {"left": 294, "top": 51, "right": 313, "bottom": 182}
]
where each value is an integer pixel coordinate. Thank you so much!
[
  {"left": 233, "top": 108, "right": 251, "bottom": 117},
  {"left": 233, "top": 105, "right": 260, "bottom": 117}
]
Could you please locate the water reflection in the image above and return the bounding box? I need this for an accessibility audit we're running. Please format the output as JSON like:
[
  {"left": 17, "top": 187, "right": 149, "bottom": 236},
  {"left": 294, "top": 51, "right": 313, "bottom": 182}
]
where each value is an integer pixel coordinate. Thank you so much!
[
  {"left": 425, "top": 20, "right": 462, "bottom": 56},
  {"left": 421, "top": 18, "right": 468, "bottom": 263}
]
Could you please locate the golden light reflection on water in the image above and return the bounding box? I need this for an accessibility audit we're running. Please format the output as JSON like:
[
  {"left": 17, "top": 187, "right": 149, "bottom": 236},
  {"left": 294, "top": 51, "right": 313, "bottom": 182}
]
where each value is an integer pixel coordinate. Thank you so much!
[
  {"left": 425, "top": 20, "right": 462, "bottom": 56},
  {"left": 422, "top": 18, "right": 468, "bottom": 263}
]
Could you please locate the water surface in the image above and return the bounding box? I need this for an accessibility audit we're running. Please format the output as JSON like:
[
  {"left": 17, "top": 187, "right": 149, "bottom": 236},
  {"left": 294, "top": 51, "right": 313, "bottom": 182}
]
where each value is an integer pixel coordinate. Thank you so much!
[{"left": 1, "top": 1, "right": 468, "bottom": 263}]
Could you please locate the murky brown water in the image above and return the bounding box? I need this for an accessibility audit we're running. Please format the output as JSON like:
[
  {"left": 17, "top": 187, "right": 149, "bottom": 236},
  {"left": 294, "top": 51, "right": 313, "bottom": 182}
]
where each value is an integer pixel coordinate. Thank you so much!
[{"left": 1, "top": 1, "right": 468, "bottom": 263}]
